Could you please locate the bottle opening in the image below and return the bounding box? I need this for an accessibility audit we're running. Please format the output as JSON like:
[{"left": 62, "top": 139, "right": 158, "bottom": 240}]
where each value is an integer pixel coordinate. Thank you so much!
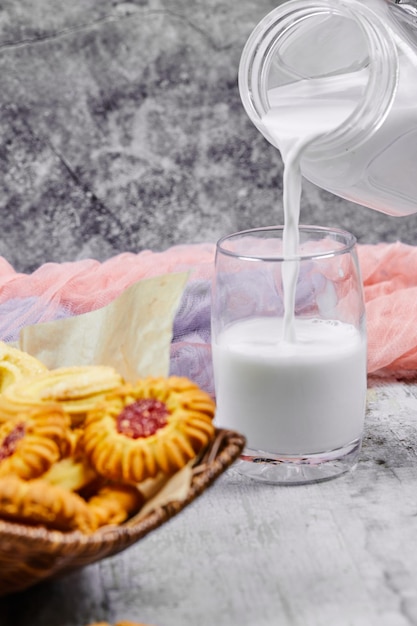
[
  {"left": 268, "top": 13, "right": 369, "bottom": 84},
  {"left": 239, "top": 0, "right": 398, "bottom": 159}
]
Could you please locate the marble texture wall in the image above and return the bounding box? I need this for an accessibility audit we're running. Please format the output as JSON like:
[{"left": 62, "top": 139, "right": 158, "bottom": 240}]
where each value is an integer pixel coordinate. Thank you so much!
[{"left": 0, "top": 0, "right": 415, "bottom": 273}]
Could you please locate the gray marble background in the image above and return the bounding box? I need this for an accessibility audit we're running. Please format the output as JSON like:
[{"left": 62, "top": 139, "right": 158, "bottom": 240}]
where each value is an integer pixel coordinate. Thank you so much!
[{"left": 0, "top": 0, "right": 415, "bottom": 274}]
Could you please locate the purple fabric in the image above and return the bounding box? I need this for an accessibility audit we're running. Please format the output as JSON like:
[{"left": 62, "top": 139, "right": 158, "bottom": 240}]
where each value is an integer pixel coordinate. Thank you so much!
[
  {"left": 170, "top": 281, "right": 214, "bottom": 395},
  {"left": 0, "top": 297, "right": 70, "bottom": 343}
]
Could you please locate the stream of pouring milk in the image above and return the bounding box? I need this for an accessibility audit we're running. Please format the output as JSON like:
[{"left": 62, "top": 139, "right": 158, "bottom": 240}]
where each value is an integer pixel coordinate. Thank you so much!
[
  {"left": 267, "top": 72, "right": 369, "bottom": 342},
  {"left": 278, "top": 76, "right": 361, "bottom": 341},
  {"left": 213, "top": 73, "right": 367, "bottom": 455}
]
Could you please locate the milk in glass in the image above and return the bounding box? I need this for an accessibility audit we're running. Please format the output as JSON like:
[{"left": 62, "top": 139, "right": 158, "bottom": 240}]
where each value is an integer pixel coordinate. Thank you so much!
[
  {"left": 213, "top": 318, "right": 366, "bottom": 455},
  {"left": 213, "top": 72, "right": 367, "bottom": 457}
]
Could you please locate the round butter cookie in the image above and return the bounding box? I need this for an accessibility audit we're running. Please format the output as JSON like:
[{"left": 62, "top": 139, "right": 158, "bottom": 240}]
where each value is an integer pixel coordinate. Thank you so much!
[
  {"left": 0, "top": 406, "right": 71, "bottom": 480},
  {"left": 0, "top": 365, "right": 124, "bottom": 427},
  {"left": 0, "top": 474, "right": 97, "bottom": 533},
  {"left": 83, "top": 376, "right": 216, "bottom": 484},
  {"left": 0, "top": 341, "right": 47, "bottom": 393}
]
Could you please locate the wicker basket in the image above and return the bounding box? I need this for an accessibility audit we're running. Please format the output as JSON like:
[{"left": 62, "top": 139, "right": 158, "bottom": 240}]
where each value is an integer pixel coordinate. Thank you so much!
[{"left": 0, "top": 428, "right": 245, "bottom": 596}]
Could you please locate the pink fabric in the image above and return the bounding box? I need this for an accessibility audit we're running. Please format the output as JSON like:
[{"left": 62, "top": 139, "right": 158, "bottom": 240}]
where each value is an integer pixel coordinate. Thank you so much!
[
  {"left": 358, "top": 242, "right": 417, "bottom": 376},
  {"left": 1, "top": 241, "right": 417, "bottom": 378},
  {"left": 0, "top": 244, "right": 216, "bottom": 314}
]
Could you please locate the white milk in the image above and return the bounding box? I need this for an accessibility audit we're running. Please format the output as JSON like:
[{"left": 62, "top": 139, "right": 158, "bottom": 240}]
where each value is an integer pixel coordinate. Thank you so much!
[
  {"left": 213, "top": 317, "right": 367, "bottom": 455},
  {"left": 213, "top": 69, "right": 367, "bottom": 456},
  {"left": 265, "top": 73, "right": 360, "bottom": 342}
]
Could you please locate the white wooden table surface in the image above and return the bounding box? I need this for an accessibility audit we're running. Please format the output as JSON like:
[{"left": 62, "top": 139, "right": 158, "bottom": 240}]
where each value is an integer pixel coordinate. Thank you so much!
[{"left": 2, "top": 376, "right": 417, "bottom": 626}]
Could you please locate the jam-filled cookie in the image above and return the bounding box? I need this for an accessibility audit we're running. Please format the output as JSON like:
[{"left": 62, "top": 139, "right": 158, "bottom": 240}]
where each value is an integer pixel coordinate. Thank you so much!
[
  {"left": 0, "top": 406, "right": 71, "bottom": 480},
  {"left": 0, "top": 365, "right": 124, "bottom": 427},
  {"left": 0, "top": 474, "right": 97, "bottom": 533},
  {"left": 83, "top": 376, "right": 216, "bottom": 483}
]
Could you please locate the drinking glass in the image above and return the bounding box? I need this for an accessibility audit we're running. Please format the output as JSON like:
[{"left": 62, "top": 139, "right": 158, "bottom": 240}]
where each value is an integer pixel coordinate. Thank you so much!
[{"left": 211, "top": 225, "right": 367, "bottom": 484}]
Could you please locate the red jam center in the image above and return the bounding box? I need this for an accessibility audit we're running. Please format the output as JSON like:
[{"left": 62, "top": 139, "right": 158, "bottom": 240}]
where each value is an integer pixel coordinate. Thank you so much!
[
  {"left": 116, "top": 399, "right": 169, "bottom": 439},
  {"left": 0, "top": 423, "right": 25, "bottom": 461}
]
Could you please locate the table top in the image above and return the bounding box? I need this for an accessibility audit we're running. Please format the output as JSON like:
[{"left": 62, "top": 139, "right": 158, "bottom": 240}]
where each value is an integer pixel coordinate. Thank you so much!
[{"left": 1, "top": 375, "right": 416, "bottom": 626}]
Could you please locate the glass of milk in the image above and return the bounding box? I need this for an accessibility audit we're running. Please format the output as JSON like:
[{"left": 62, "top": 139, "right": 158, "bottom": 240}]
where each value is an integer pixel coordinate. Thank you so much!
[{"left": 211, "top": 225, "right": 367, "bottom": 484}]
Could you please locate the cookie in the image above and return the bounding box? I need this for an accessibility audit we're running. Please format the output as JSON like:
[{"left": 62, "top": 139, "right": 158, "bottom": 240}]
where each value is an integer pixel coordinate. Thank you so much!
[
  {"left": 0, "top": 341, "right": 47, "bottom": 393},
  {"left": 83, "top": 376, "right": 215, "bottom": 483},
  {"left": 87, "top": 483, "right": 144, "bottom": 527},
  {"left": 0, "top": 365, "right": 124, "bottom": 426},
  {"left": 0, "top": 474, "right": 97, "bottom": 533},
  {"left": 0, "top": 406, "right": 71, "bottom": 480},
  {"left": 41, "top": 456, "right": 99, "bottom": 492}
]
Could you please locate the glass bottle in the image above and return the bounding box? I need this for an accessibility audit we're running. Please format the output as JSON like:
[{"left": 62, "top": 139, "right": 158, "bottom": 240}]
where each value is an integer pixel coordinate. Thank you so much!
[{"left": 239, "top": 0, "right": 417, "bottom": 216}]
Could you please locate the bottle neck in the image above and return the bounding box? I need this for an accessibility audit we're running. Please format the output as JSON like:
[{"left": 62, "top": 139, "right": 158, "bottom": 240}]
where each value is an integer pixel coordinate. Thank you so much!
[{"left": 239, "top": 0, "right": 399, "bottom": 159}]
